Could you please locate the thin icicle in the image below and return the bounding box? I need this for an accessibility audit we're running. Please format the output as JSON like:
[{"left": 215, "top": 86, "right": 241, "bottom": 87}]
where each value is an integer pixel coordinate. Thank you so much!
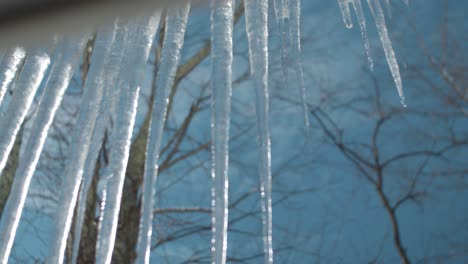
[
  {"left": 0, "top": 49, "right": 50, "bottom": 178},
  {"left": 210, "top": 0, "right": 233, "bottom": 264},
  {"left": 289, "top": 0, "right": 310, "bottom": 129},
  {"left": 337, "top": 0, "right": 353, "bottom": 28},
  {"left": 367, "top": 0, "right": 405, "bottom": 106},
  {"left": 135, "top": 5, "right": 190, "bottom": 264},
  {"left": 244, "top": 0, "right": 273, "bottom": 263},
  {"left": 47, "top": 26, "right": 117, "bottom": 264},
  {"left": 0, "top": 47, "right": 26, "bottom": 106},
  {"left": 351, "top": 0, "right": 374, "bottom": 70},
  {"left": 0, "top": 36, "right": 85, "bottom": 263},
  {"left": 95, "top": 14, "right": 160, "bottom": 264},
  {"left": 70, "top": 23, "right": 128, "bottom": 264}
]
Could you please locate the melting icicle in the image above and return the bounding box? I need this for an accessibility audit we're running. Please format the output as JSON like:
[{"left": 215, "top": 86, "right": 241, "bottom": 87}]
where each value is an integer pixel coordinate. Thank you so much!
[
  {"left": 47, "top": 26, "right": 117, "bottom": 264},
  {"left": 0, "top": 47, "right": 26, "bottom": 107},
  {"left": 337, "top": 0, "right": 353, "bottom": 28},
  {"left": 0, "top": 49, "right": 50, "bottom": 178},
  {"left": 289, "top": 0, "right": 310, "bottom": 128},
  {"left": 351, "top": 0, "right": 374, "bottom": 70},
  {"left": 95, "top": 13, "right": 161, "bottom": 264},
  {"left": 244, "top": 0, "right": 274, "bottom": 263},
  {"left": 210, "top": 0, "right": 233, "bottom": 263},
  {"left": 367, "top": 0, "right": 406, "bottom": 106},
  {"left": 135, "top": 5, "right": 190, "bottom": 264},
  {"left": 0, "top": 36, "right": 85, "bottom": 263},
  {"left": 70, "top": 23, "right": 128, "bottom": 264}
]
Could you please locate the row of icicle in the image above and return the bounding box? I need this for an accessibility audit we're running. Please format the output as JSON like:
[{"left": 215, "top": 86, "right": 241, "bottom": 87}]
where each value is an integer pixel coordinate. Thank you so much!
[
  {"left": 0, "top": 0, "right": 406, "bottom": 263},
  {"left": 337, "top": 0, "right": 407, "bottom": 106}
]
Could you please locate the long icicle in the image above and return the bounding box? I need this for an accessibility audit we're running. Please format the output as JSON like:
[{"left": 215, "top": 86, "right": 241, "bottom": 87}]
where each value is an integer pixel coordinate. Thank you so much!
[
  {"left": 70, "top": 23, "right": 128, "bottom": 264},
  {"left": 289, "top": 0, "right": 310, "bottom": 129},
  {"left": 47, "top": 26, "right": 117, "bottom": 264},
  {"left": 0, "top": 49, "right": 50, "bottom": 178},
  {"left": 210, "top": 0, "right": 233, "bottom": 263},
  {"left": 0, "top": 35, "right": 85, "bottom": 263},
  {"left": 95, "top": 13, "right": 161, "bottom": 264},
  {"left": 351, "top": 0, "right": 374, "bottom": 70},
  {"left": 135, "top": 5, "right": 190, "bottom": 264},
  {"left": 0, "top": 47, "right": 26, "bottom": 106},
  {"left": 367, "top": 0, "right": 405, "bottom": 106},
  {"left": 244, "top": 0, "right": 274, "bottom": 263}
]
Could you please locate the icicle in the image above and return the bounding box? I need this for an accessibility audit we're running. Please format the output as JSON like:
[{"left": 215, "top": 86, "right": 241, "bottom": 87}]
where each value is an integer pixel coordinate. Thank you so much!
[
  {"left": 244, "top": 0, "right": 274, "bottom": 263},
  {"left": 70, "top": 23, "right": 128, "bottom": 264},
  {"left": 351, "top": 0, "right": 374, "bottom": 70},
  {"left": 210, "top": 0, "right": 233, "bottom": 264},
  {"left": 95, "top": 13, "right": 161, "bottom": 264},
  {"left": 0, "top": 47, "right": 26, "bottom": 107},
  {"left": 337, "top": 0, "right": 353, "bottom": 28},
  {"left": 0, "top": 36, "right": 85, "bottom": 263},
  {"left": 0, "top": 49, "right": 50, "bottom": 178},
  {"left": 367, "top": 0, "right": 405, "bottom": 106},
  {"left": 135, "top": 5, "right": 190, "bottom": 264},
  {"left": 94, "top": 80, "right": 140, "bottom": 264},
  {"left": 47, "top": 26, "right": 117, "bottom": 264},
  {"left": 289, "top": 0, "right": 310, "bottom": 129}
]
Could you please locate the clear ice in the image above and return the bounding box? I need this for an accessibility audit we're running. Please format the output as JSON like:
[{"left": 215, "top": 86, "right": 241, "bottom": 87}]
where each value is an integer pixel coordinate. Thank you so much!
[
  {"left": 0, "top": 1, "right": 410, "bottom": 263},
  {"left": 245, "top": 0, "right": 274, "bottom": 263},
  {"left": 95, "top": 14, "right": 160, "bottom": 264},
  {"left": 0, "top": 35, "right": 85, "bottom": 263},
  {"left": 135, "top": 5, "right": 189, "bottom": 264},
  {"left": 210, "top": 0, "right": 233, "bottom": 263},
  {"left": 47, "top": 26, "right": 117, "bottom": 264}
]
